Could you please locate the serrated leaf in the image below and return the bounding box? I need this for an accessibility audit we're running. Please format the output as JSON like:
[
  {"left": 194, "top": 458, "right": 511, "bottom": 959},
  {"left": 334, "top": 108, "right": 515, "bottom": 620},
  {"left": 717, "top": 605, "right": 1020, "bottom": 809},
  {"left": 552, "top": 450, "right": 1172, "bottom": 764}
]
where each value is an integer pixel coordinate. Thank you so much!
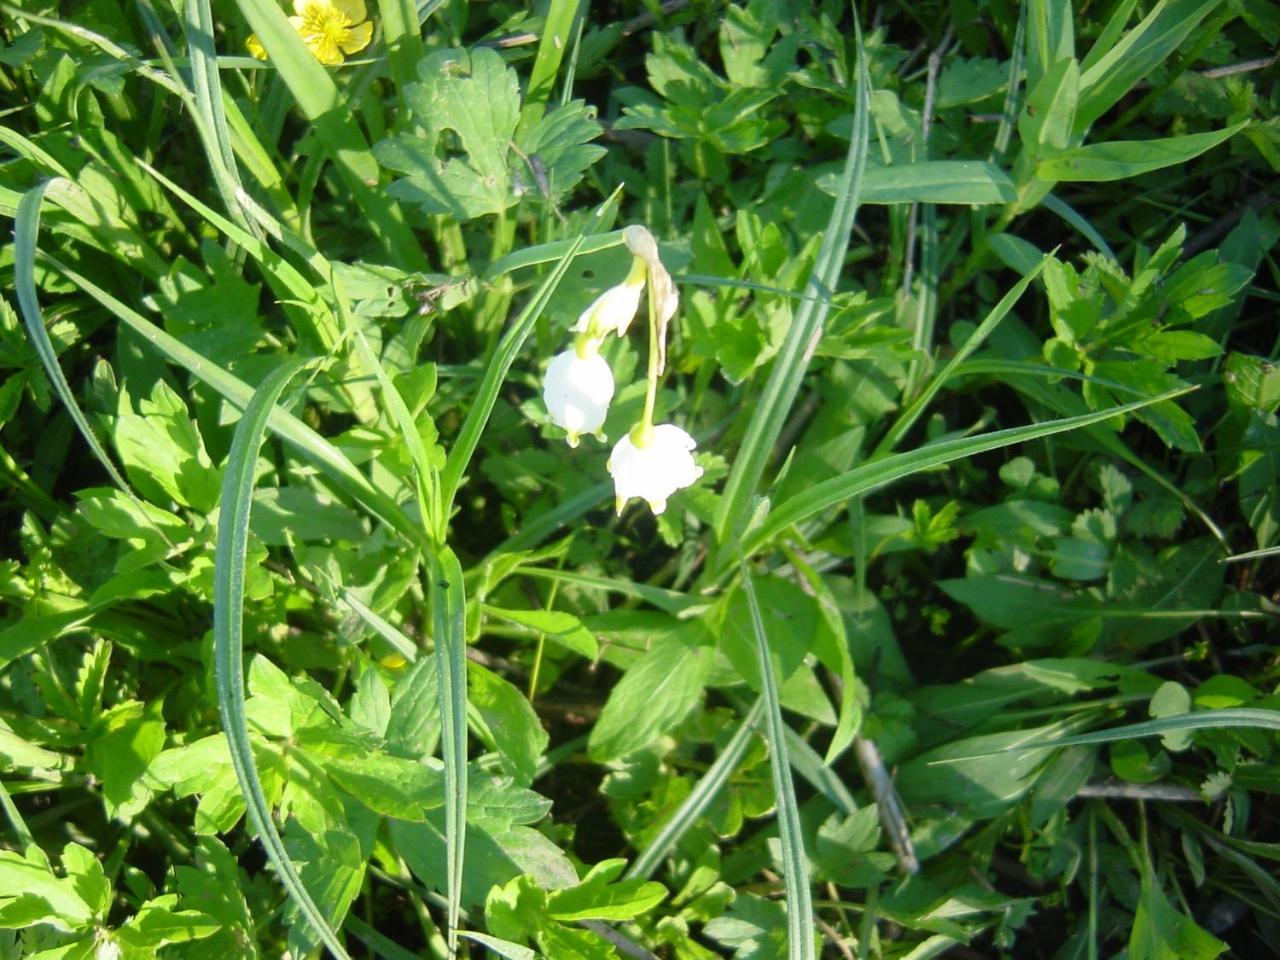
[{"left": 546, "top": 859, "right": 666, "bottom": 922}]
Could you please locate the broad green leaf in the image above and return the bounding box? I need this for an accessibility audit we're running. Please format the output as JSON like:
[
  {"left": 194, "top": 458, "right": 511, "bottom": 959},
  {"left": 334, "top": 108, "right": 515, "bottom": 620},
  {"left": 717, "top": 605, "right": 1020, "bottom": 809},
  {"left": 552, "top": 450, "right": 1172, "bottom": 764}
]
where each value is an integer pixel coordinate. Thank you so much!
[
  {"left": 1224, "top": 353, "right": 1280, "bottom": 413},
  {"left": 85, "top": 699, "right": 166, "bottom": 820},
  {"left": 1037, "top": 122, "right": 1247, "bottom": 182},
  {"left": 116, "top": 896, "right": 220, "bottom": 949},
  {"left": 546, "top": 859, "right": 666, "bottom": 922},
  {"left": 113, "top": 379, "right": 221, "bottom": 510},
  {"left": 1130, "top": 872, "right": 1227, "bottom": 959},
  {"left": 381, "top": 48, "right": 521, "bottom": 220},
  {"left": 469, "top": 663, "right": 549, "bottom": 785},
  {"left": 0, "top": 847, "right": 94, "bottom": 928},
  {"left": 323, "top": 752, "right": 443, "bottom": 820},
  {"left": 588, "top": 633, "right": 715, "bottom": 762}
]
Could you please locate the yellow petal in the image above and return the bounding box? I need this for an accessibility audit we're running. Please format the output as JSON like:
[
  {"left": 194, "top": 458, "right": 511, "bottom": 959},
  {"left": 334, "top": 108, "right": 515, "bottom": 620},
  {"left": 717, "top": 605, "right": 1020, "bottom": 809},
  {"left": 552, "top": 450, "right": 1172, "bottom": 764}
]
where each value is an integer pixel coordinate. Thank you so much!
[
  {"left": 287, "top": 15, "right": 306, "bottom": 30},
  {"left": 307, "top": 34, "right": 344, "bottom": 65},
  {"left": 245, "top": 34, "right": 268, "bottom": 60},
  {"left": 291, "top": 0, "right": 312, "bottom": 17},
  {"left": 339, "top": 19, "right": 373, "bottom": 54},
  {"left": 331, "top": 0, "right": 368, "bottom": 25}
]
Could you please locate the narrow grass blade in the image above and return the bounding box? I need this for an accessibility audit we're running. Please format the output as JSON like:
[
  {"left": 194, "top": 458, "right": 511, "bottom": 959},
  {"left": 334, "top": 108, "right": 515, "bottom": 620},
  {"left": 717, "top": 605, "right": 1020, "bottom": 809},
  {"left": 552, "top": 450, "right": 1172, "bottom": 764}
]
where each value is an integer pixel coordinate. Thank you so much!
[
  {"left": 183, "top": 0, "right": 257, "bottom": 236},
  {"left": 232, "top": 0, "right": 425, "bottom": 269},
  {"left": 1042, "top": 194, "right": 1116, "bottom": 259},
  {"left": 14, "top": 182, "right": 132, "bottom": 495},
  {"left": 875, "top": 254, "right": 1051, "bottom": 455},
  {"left": 626, "top": 697, "right": 765, "bottom": 881},
  {"left": 338, "top": 590, "right": 419, "bottom": 662},
  {"left": 739, "top": 560, "right": 815, "bottom": 960},
  {"left": 376, "top": 0, "right": 426, "bottom": 98},
  {"left": 737, "top": 386, "right": 1196, "bottom": 564},
  {"left": 213, "top": 357, "right": 354, "bottom": 960},
  {"left": 713, "top": 17, "right": 871, "bottom": 557},
  {"left": 428, "top": 547, "right": 468, "bottom": 955},
  {"left": 484, "top": 230, "right": 624, "bottom": 278},
  {"left": 45, "top": 255, "right": 422, "bottom": 547},
  {"left": 520, "top": 0, "right": 581, "bottom": 127},
  {"left": 934, "top": 708, "right": 1280, "bottom": 761},
  {"left": 440, "top": 188, "right": 622, "bottom": 515}
]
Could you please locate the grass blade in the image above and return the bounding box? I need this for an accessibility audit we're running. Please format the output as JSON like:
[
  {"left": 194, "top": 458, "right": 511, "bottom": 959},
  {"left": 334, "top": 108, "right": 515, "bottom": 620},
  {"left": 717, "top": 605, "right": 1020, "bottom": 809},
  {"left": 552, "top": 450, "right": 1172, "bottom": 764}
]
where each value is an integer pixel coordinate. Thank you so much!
[
  {"left": 936, "top": 708, "right": 1280, "bottom": 761},
  {"left": 428, "top": 547, "right": 468, "bottom": 955},
  {"left": 875, "top": 254, "right": 1051, "bottom": 455},
  {"left": 183, "top": 0, "right": 258, "bottom": 236},
  {"left": 14, "top": 182, "right": 132, "bottom": 495},
  {"left": 626, "top": 697, "right": 765, "bottom": 881},
  {"left": 738, "top": 386, "right": 1196, "bottom": 564},
  {"left": 213, "top": 357, "right": 354, "bottom": 960},
  {"left": 739, "top": 560, "right": 815, "bottom": 960},
  {"left": 521, "top": 0, "right": 581, "bottom": 127},
  {"left": 712, "top": 16, "right": 871, "bottom": 556}
]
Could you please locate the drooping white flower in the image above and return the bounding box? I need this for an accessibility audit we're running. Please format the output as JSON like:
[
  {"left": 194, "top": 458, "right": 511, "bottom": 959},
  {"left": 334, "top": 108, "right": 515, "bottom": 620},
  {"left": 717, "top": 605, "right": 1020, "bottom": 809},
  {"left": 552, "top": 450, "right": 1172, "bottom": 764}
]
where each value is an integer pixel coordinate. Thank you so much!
[
  {"left": 608, "top": 423, "right": 703, "bottom": 515},
  {"left": 572, "top": 259, "right": 646, "bottom": 340},
  {"left": 542, "top": 349, "right": 615, "bottom": 447}
]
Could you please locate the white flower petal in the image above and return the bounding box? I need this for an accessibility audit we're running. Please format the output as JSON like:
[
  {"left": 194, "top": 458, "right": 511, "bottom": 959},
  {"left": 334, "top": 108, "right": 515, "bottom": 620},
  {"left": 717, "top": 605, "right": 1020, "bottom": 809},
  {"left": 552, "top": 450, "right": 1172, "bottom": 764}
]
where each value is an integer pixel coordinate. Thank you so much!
[
  {"left": 572, "top": 278, "right": 644, "bottom": 338},
  {"left": 608, "top": 423, "right": 703, "bottom": 515},
  {"left": 542, "top": 350, "right": 615, "bottom": 445}
]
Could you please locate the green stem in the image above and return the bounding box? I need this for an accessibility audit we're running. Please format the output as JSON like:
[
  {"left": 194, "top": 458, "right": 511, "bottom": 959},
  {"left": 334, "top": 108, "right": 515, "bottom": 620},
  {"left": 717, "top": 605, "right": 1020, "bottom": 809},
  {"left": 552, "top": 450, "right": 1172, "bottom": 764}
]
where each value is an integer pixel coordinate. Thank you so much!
[{"left": 634, "top": 271, "right": 661, "bottom": 447}]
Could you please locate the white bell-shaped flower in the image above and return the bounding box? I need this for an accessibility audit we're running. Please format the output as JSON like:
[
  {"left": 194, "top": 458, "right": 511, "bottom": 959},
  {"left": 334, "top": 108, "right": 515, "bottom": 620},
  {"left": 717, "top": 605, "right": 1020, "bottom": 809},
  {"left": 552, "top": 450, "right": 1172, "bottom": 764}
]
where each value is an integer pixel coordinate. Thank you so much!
[
  {"left": 542, "top": 349, "right": 615, "bottom": 447},
  {"left": 608, "top": 423, "right": 703, "bottom": 515},
  {"left": 572, "top": 260, "right": 646, "bottom": 340}
]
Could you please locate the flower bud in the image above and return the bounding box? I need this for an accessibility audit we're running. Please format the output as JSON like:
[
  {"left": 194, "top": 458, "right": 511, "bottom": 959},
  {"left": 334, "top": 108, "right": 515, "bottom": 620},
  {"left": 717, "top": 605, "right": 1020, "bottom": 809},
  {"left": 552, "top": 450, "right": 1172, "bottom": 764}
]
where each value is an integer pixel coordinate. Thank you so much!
[
  {"left": 572, "top": 258, "right": 647, "bottom": 340},
  {"left": 542, "top": 349, "right": 615, "bottom": 447},
  {"left": 607, "top": 423, "right": 703, "bottom": 515}
]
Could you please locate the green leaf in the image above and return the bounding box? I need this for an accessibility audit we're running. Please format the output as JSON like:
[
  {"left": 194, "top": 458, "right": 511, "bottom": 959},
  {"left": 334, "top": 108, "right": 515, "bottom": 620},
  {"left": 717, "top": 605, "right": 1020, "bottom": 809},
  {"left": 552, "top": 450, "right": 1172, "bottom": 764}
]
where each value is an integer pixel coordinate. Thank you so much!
[
  {"left": 743, "top": 387, "right": 1196, "bottom": 561},
  {"left": 323, "top": 752, "right": 443, "bottom": 820},
  {"left": 116, "top": 896, "right": 220, "bottom": 949},
  {"left": 0, "top": 847, "right": 94, "bottom": 928},
  {"left": 1149, "top": 681, "right": 1194, "bottom": 751},
  {"left": 588, "top": 632, "right": 715, "bottom": 763},
  {"left": 381, "top": 48, "right": 521, "bottom": 220},
  {"left": 1075, "top": 0, "right": 1223, "bottom": 133},
  {"left": 1130, "top": 872, "right": 1227, "bottom": 959},
  {"left": 486, "top": 606, "right": 598, "bottom": 659},
  {"left": 1019, "top": 57, "right": 1079, "bottom": 155},
  {"left": 1224, "top": 353, "right": 1280, "bottom": 413},
  {"left": 85, "top": 698, "right": 166, "bottom": 820},
  {"left": 821, "top": 161, "right": 1016, "bottom": 205},
  {"left": 546, "top": 859, "right": 666, "bottom": 922},
  {"left": 1036, "top": 122, "right": 1247, "bottom": 182},
  {"left": 113, "top": 379, "right": 220, "bottom": 511},
  {"left": 469, "top": 663, "right": 549, "bottom": 785},
  {"left": 712, "top": 18, "right": 872, "bottom": 560}
]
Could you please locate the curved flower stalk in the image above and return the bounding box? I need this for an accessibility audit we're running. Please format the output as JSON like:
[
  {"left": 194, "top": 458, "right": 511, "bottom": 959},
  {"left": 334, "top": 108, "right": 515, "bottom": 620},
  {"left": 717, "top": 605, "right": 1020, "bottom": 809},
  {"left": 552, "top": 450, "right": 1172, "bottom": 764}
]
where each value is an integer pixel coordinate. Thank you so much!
[
  {"left": 247, "top": 0, "right": 373, "bottom": 66},
  {"left": 608, "top": 423, "right": 702, "bottom": 515}
]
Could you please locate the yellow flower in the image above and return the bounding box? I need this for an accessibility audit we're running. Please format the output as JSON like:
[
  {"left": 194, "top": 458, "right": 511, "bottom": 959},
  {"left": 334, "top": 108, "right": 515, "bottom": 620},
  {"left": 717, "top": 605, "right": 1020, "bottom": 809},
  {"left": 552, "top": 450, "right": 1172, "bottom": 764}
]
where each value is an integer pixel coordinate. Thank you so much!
[{"left": 246, "top": 0, "right": 373, "bottom": 66}]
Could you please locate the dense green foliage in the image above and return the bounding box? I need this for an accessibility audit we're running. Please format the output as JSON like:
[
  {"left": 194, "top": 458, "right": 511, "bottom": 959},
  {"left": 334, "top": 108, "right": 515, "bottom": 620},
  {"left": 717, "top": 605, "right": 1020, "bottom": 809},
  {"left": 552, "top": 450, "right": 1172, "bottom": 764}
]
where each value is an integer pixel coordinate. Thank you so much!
[{"left": 1, "top": 0, "right": 1278, "bottom": 958}]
